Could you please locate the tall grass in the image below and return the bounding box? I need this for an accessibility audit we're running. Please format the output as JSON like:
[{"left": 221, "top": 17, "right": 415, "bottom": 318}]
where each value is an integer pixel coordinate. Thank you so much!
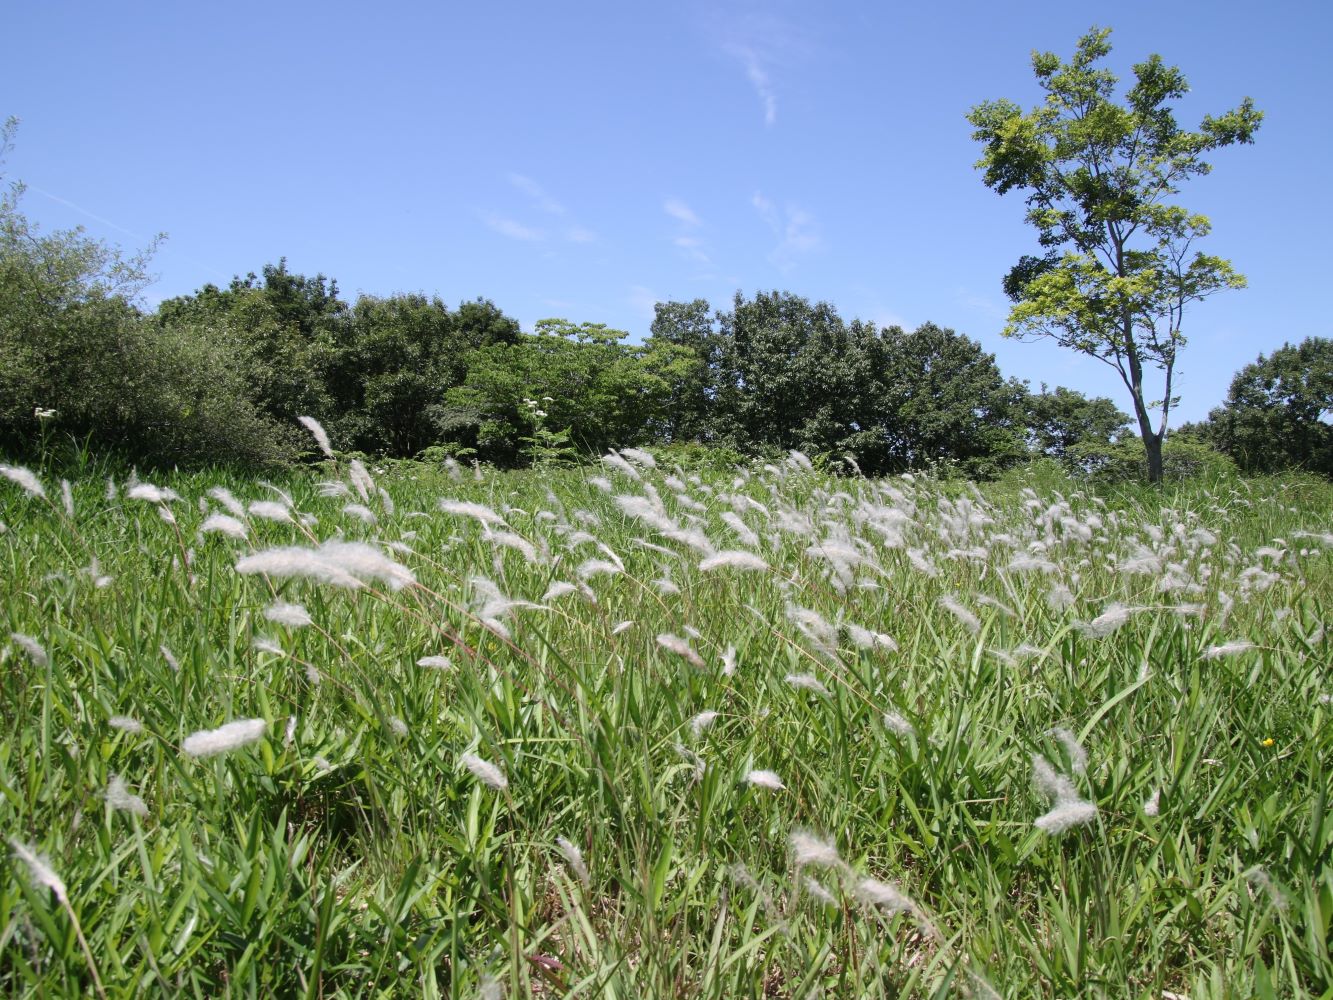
[{"left": 1, "top": 453, "right": 1330, "bottom": 997}]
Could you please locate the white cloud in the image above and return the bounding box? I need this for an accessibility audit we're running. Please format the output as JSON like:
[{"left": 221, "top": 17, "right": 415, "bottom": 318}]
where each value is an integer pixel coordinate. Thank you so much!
[
  {"left": 479, "top": 211, "right": 544, "bottom": 242},
  {"left": 726, "top": 44, "right": 777, "bottom": 126},
  {"left": 752, "top": 191, "right": 822, "bottom": 270},
  {"left": 673, "top": 235, "right": 711, "bottom": 264},
  {"left": 507, "top": 173, "right": 566, "bottom": 216},
  {"left": 664, "top": 198, "right": 702, "bottom": 228}
]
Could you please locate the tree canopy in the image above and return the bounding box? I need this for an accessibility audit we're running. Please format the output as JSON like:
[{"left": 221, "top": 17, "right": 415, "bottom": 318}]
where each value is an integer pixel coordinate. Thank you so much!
[{"left": 968, "top": 27, "right": 1261, "bottom": 482}]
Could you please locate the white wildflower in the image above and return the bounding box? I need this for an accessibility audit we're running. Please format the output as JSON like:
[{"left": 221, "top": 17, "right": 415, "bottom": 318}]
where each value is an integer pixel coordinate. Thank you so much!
[{"left": 182, "top": 718, "right": 267, "bottom": 758}]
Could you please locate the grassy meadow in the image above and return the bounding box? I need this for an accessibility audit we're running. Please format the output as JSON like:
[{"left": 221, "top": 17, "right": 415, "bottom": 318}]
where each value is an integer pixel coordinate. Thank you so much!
[{"left": 1, "top": 449, "right": 1331, "bottom": 998}]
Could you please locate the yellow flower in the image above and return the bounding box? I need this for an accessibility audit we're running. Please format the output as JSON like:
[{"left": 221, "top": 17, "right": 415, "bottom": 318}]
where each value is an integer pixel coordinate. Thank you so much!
[{"left": 1260, "top": 738, "right": 1275, "bottom": 747}]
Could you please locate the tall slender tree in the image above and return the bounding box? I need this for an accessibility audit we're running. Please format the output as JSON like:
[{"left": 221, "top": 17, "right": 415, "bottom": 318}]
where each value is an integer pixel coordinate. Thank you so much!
[{"left": 967, "top": 28, "right": 1261, "bottom": 482}]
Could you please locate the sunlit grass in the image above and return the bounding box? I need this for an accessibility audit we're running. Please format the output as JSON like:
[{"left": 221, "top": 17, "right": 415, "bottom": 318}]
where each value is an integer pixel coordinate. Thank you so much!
[{"left": 1, "top": 453, "right": 1330, "bottom": 997}]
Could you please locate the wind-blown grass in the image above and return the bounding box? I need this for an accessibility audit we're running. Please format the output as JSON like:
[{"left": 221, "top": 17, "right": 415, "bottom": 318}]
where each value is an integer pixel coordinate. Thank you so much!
[{"left": 1, "top": 454, "right": 1330, "bottom": 997}]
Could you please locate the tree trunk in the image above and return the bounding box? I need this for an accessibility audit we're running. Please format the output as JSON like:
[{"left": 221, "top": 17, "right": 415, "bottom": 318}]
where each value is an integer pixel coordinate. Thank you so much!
[{"left": 1143, "top": 430, "right": 1164, "bottom": 484}]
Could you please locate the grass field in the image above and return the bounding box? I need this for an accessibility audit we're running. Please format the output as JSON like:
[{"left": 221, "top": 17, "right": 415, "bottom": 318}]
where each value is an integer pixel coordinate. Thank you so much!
[{"left": 1, "top": 450, "right": 1330, "bottom": 998}]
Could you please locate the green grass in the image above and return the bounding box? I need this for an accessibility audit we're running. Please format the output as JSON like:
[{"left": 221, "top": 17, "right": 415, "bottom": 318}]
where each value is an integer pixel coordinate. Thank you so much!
[{"left": 1, "top": 455, "right": 1330, "bottom": 998}]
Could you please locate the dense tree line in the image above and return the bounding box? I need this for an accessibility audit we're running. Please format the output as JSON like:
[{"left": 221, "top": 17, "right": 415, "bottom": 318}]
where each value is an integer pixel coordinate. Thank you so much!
[{"left": 4, "top": 122, "right": 1324, "bottom": 478}]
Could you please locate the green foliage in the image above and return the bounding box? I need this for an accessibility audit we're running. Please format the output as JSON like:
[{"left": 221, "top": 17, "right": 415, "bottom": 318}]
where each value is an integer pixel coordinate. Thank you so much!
[
  {"left": 968, "top": 27, "right": 1261, "bottom": 481},
  {"left": 0, "top": 119, "right": 292, "bottom": 468},
  {"left": 1024, "top": 385, "right": 1131, "bottom": 457},
  {"left": 1207, "top": 338, "right": 1333, "bottom": 477},
  {"left": 1067, "top": 431, "right": 1238, "bottom": 484},
  {"left": 442, "top": 319, "right": 692, "bottom": 465}
]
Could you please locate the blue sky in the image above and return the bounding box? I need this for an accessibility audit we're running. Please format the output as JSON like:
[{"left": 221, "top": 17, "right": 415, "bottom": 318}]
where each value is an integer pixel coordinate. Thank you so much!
[{"left": 5, "top": 0, "right": 1329, "bottom": 423}]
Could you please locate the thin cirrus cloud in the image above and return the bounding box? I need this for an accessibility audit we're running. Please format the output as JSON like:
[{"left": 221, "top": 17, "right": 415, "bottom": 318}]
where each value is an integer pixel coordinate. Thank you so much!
[
  {"left": 664, "top": 198, "right": 711, "bottom": 264},
  {"left": 752, "top": 191, "right": 822, "bottom": 270},
  {"left": 478, "top": 210, "right": 544, "bottom": 242},
  {"left": 725, "top": 44, "right": 777, "bottom": 126},
  {"left": 480, "top": 174, "right": 596, "bottom": 244}
]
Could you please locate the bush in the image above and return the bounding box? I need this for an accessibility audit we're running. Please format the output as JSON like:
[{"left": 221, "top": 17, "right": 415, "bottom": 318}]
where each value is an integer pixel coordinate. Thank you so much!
[{"left": 1066, "top": 433, "right": 1238, "bottom": 484}]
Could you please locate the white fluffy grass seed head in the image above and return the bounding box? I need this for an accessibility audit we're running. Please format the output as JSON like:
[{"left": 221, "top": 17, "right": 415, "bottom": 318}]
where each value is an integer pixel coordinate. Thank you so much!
[
  {"left": 297, "top": 415, "right": 335, "bottom": 458},
  {"left": 0, "top": 464, "right": 46, "bottom": 499},
  {"left": 657, "top": 633, "right": 705, "bottom": 669},
  {"left": 10, "top": 633, "right": 49, "bottom": 668},
  {"left": 200, "top": 513, "right": 248, "bottom": 540},
  {"left": 108, "top": 715, "right": 143, "bottom": 734},
  {"left": 182, "top": 718, "right": 268, "bottom": 758},
  {"left": 1034, "top": 798, "right": 1098, "bottom": 834},
  {"left": 555, "top": 836, "right": 590, "bottom": 888},
  {"left": 743, "top": 769, "right": 785, "bottom": 790},
  {"left": 789, "top": 831, "right": 842, "bottom": 870},
  {"left": 8, "top": 838, "right": 67, "bottom": 901},
  {"left": 461, "top": 752, "right": 508, "bottom": 791},
  {"left": 690, "top": 710, "right": 720, "bottom": 739},
  {"left": 784, "top": 673, "right": 830, "bottom": 697},
  {"left": 104, "top": 775, "right": 148, "bottom": 817},
  {"left": 264, "top": 601, "right": 313, "bottom": 629},
  {"left": 417, "top": 655, "right": 452, "bottom": 670}
]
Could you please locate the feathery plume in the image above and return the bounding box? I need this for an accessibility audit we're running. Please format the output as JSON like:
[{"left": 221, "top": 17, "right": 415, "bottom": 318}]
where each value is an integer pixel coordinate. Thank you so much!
[
  {"left": 182, "top": 718, "right": 267, "bottom": 758},
  {"left": 855, "top": 877, "right": 915, "bottom": 915},
  {"left": 789, "top": 831, "right": 842, "bottom": 870},
  {"left": 236, "top": 547, "right": 363, "bottom": 589},
  {"left": 1078, "top": 603, "right": 1133, "bottom": 638},
  {"left": 785, "top": 673, "right": 830, "bottom": 696},
  {"left": 939, "top": 594, "right": 981, "bottom": 634},
  {"left": 803, "top": 876, "right": 837, "bottom": 905},
  {"left": 618, "top": 447, "right": 657, "bottom": 469},
  {"left": 207, "top": 486, "right": 247, "bottom": 517},
  {"left": 699, "top": 550, "right": 769, "bottom": 572},
  {"left": 60, "top": 480, "right": 74, "bottom": 518},
  {"left": 104, "top": 775, "right": 148, "bottom": 817},
  {"left": 743, "top": 769, "right": 785, "bottom": 790},
  {"left": 461, "top": 752, "right": 508, "bottom": 791},
  {"left": 721, "top": 644, "right": 737, "bottom": 676},
  {"left": 342, "top": 503, "right": 377, "bottom": 524},
  {"left": 11, "top": 633, "right": 49, "bottom": 667},
  {"left": 248, "top": 500, "right": 293, "bottom": 523},
  {"left": 611, "top": 620, "right": 635, "bottom": 635},
  {"left": 8, "top": 839, "right": 67, "bottom": 901},
  {"left": 297, "top": 415, "right": 334, "bottom": 458},
  {"left": 1033, "top": 799, "right": 1099, "bottom": 833},
  {"left": 439, "top": 499, "right": 506, "bottom": 526},
  {"left": 417, "top": 655, "right": 452, "bottom": 669},
  {"left": 1048, "top": 727, "right": 1088, "bottom": 774},
  {"left": 882, "top": 711, "right": 915, "bottom": 738},
  {"left": 1143, "top": 789, "right": 1161, "bottom": 816},
  {"left": 0, "top": 464, "right": 46, "bottom": 499},
  {"left": 656, "top": 633, "right": 705, "bottom": 669},
  {"left": 200, "top": 513, "right": 248, "bottom": 540},
  {"left": 1202, "top": 640, "right": 1257, "bottom": 659},
  {"left": 264, "top": 601, "right": 313, "bottom": 628},
  {"left": 1031, "top": 754, "right": 1079, "bottom": 803},
  {"left": 108, "top": 715, "right": 143, "bottom": 734},
  {"left": 555, "top": 836, "right": 590, "bottom": 888},
  {"left": 690, "top": 710, "right": 720, "bottom": 738}
]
